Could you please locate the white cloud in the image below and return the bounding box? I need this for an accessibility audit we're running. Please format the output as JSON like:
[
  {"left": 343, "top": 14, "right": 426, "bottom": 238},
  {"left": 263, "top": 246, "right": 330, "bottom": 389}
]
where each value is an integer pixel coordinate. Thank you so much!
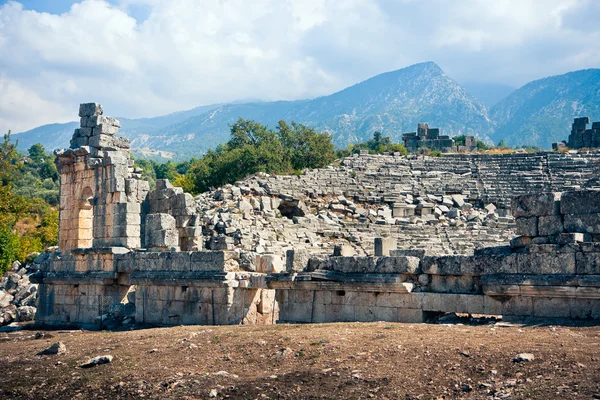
[{"left": 0, "top": 0, "right": 599, "bottom": 133}]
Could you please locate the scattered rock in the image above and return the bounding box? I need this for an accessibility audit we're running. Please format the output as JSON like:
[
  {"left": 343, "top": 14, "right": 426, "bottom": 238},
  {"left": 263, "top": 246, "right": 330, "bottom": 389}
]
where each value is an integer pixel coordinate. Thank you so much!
[
  {"left": 513, "top": 353, "right": 535, "bottom": 362},
  {"left": 37, "top": 341, "right": 67, "bottom": 356},
  {"left": 80, "top": 355, "right": 113, "bottom": 368}
]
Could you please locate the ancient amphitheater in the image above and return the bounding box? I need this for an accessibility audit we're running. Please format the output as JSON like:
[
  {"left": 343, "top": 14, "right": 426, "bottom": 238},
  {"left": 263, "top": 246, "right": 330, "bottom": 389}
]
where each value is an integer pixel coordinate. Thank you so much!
[{"left": 30, "top": 104, "right": 600, "bottom": 329}]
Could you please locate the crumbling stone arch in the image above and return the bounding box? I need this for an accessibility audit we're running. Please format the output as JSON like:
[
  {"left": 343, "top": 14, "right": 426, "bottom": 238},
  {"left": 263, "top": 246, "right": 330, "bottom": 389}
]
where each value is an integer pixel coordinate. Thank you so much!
[{"left": 76, "top": 187, "right": 94, "bottom": 249}]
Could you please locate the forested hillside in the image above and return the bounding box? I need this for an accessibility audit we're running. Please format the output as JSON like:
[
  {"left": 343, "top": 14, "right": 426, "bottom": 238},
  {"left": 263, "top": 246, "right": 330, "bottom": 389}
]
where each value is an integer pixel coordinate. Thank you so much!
[{"left": 0, "top": 134, "right": 59, "bottom": 273}]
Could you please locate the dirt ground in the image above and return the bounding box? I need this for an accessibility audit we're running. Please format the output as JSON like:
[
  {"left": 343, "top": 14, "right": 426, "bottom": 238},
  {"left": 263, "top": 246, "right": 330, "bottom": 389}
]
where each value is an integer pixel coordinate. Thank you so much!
[{"left": 1, "top": 320, "right": 599, "bottom": 399}]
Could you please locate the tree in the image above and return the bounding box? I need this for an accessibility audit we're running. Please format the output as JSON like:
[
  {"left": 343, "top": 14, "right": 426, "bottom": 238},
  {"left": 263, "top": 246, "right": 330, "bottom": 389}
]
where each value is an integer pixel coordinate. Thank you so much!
[
  {"left": 28, "top": 143, "right": 46, "bottom": 163},
  {"left": 497, "top": 139, "right": 507, "bottom": 148}
]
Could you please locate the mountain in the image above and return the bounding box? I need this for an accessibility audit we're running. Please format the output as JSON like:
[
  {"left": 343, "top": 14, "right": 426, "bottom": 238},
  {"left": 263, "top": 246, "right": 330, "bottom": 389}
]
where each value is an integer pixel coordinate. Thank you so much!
[
  {"left": 462, "top": 82, "right": 516, "bottom": 107},
  {"left": 490, "top": 68, "right": 600, "bottom": 148},
  {"left": 12, "top": 62, "right": 493, "bottom": 159},
  {"left": 161, "top": 62, "right": 493, "bottom": 157}
]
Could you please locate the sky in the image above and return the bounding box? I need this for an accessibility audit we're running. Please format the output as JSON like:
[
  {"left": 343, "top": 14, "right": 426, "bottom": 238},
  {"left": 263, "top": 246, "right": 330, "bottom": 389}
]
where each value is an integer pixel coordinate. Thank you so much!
[{"left": 1, "top": 0, "right": 599, "bottom": 133}]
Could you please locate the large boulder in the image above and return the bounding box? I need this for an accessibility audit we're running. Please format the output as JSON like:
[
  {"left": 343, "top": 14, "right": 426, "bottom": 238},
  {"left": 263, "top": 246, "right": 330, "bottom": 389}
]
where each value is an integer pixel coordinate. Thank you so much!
[{"left": 17, "top": 306, "right": 36, "bottom": 321}]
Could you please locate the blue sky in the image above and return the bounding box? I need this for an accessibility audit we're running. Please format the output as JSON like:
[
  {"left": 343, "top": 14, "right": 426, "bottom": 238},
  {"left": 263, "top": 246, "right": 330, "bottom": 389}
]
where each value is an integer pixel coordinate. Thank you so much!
[{"left": 1, "top": 0, "right": 599, "bottom": 133}]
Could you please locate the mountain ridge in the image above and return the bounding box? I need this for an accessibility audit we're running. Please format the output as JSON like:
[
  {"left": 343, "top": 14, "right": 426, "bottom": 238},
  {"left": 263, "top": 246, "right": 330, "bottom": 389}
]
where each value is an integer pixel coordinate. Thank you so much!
[{"left": 13, "top": 62, "right": 599, "bottom": 158}]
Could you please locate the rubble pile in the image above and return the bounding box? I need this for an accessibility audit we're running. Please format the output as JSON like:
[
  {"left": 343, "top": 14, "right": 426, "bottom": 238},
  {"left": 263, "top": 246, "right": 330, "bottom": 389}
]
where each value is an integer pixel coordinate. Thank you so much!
[{"left": 0, "top": 255, "right": 46, "bottom": 326}]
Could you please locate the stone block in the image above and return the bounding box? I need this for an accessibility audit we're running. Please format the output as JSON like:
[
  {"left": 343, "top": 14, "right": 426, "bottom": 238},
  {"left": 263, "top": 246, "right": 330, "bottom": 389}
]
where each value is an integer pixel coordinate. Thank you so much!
[
  {"left": 375, "top": 257, "right": 421, "bottom": 274},
  {"left": 516, "top": 253, "right": 575, "bottom": 274},
  {"left": 286, "top": 249, "right": 310, "bottom": 273},
  {"left": 575, "top": 252, "right": 600, "bottom": 274},
  {"left": 564, "top": 213, "right": 600, "bottom": 234},
  {"left": 501, "top": 297, "right": 532, "bottom": 316},
  {"left": 512, "top": 193, "right": 559, "bottom": 218},
  {"left": 374, "top": 237, "right": 397, "bottom": 256},
  {"left": 510, "top": 236, "right": 533, "bottom": 249},
  {"left": 532, "top": 297, "right": 570, "bottom": 318},
  {"left": 332, "top": 244, "right": 354, "bottom": 256},
  {"left": 190, "top": 251, "right": 226, "bottom": 271},
  {"left": 538, "top": 215, "right": 563, "bottom": 236},
  {"left": 483, "top": 296, "right": 503, "bottom": 315},
  {"left": 554, "top": 233, "right": 589, "bottom": 245},
  {"left": 93, "top": 124, "right": 119, "bottom": 136},
  {"left": 516, "top": 217, "right": 538, "bottom": 237},
  {"left": 258, "top": 254, "right": 283, "bottom": 273},
  {"left": 79, "top": 103, "right": 103, "bottom": 117},
  {"left": 422, "top": 256, "right": 469, "bottom": 275},
  {"left": 561, "top": 190, "right": 600, "bottom": 215},
  {"left": 88, "top": 134, "right": 113, "bottom": 149}
]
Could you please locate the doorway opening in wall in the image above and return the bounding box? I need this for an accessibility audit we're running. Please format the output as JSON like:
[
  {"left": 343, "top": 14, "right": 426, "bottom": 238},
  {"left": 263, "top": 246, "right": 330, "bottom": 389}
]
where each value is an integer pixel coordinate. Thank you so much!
[{"left": 76, "top": 187, "right": 94, "bottom": 248}]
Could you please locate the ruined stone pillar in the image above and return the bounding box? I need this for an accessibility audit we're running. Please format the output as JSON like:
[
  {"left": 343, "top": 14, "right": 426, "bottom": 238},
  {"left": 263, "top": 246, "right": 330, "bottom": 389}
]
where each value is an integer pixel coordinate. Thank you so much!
[{"left": 55, "top": 103, "right": 149, "bottom": 251}]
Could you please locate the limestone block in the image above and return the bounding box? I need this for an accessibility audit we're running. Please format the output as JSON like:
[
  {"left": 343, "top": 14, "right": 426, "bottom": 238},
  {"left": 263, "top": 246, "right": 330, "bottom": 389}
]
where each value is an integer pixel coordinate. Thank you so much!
[
  {"left": 510, "top": 236, "right": 533, "bottom": 249},
  {"left": 516, "top": 253, "right": 575, "bottom": 274},
  {"left": 561, "top": 190, "right": 600, "bottom": 215},
  {"left": 397, "top": 308, "right": 424, "bottom": 323},
  {"left": 146, "top": 213, "right": 176, "bottom": 231},
  {"left": 516, "top": 217, "right": 538, "bottom": 237},
  {"left": 190, "top": 251, "right": 226, "bottom": 271},
  {"left": 375, "top": 256, "right": 421, "bottom": 274},
  {"left": 422, "top": 256, "right": 478, "bottom": 275},
  {"left": 258, "top": 254, "right": 283, "bottom": 273},
  {"left": 332, "top": 244, "right": 354, "bottom": 256},
  {"left": 286, "top": 249, "right": 310, "bottom": 273},
  {"left": 164, "top": 251, "right": 192, "bottom": 271},
  {"left": 145, "top": 213, "right": 178, "bottom": 249},
  {"left": 483, "top": 296, "right": 503, "bottom": 315},
  {"left": 374, "top": 237, "right": 397, "bottom": 256},
  {"left": 88, "top": 134, "right": 113, "bottom": 149},
  {"left": 575, "top": 252, "right": 600, "bottom": 274},
  {"left": 538, "top": 215, "right": 563, "bottom": 236},
  {"left": 324, "top": 303, "right": 356, "bottom": 322},
  {"left": 261, "top": 196, "right": 272, "bottom": 212},
  {"left": 532, "top": 297, "right": 570, "bottom": 318},
  {"left": 70, "top": 136, "right": 89, "bottom": 148},
  {"left": 430, "top": 275, "right": 478, "bottom": 294},
  {"left": 552, "top": 232, "right": 589, "bottom": 245},
  {"left": 79, "top": 103, "right": 103, "bottom": 117},
  {"left": 512, "top": 193, "right": 559, "bottom": 218},
  {"left": 569, "top": 298, "right": 600, "bottom": 319},
  {"left": 564, "top": 213, "right": 600, "bottom": 234},
  {"left": 501, "top": 297, "right": 533, "bottom": 316},
  {"left": 93, "top": 124, "right": 119, "bottom": 136}
]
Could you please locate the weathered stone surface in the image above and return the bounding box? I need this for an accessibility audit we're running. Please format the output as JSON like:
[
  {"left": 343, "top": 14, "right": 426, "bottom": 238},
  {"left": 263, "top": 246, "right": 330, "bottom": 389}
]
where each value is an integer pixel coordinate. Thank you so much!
[
  {"left": 286, "top": 249, "right": 310, "bottom": 273},
  {"left": 561, "top": 190, "right": 600, "bottom": 215},
  {"left": 512, "top": 193, "right": 559, "bottom": 218},
  {"left": 374, "top": 237, "right": 397, "bottom": 256},
  {"left": 538, "top": 215, "right": 563, "bottom": 236},
  {"left": 564, "top": 213, "right": 600, "bottom": 234},
  {"left": 516, "top": 217, "right": 538, "bottom": 237},
  {"left": 78, "top": 103, "right": 103, "bottom": 117}
]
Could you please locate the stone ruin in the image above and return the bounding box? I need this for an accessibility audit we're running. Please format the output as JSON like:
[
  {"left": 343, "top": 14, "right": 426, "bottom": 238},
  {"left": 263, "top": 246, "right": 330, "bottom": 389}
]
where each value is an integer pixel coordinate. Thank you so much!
[
  {"left": 402, "top": 123, "right": 477, "bottom": 153},
  {"left": 30, "top": 104, "right": 600, "bottom": 329},
  {"left": 553, "top": 117, "right": 600, "bottom": 150}
]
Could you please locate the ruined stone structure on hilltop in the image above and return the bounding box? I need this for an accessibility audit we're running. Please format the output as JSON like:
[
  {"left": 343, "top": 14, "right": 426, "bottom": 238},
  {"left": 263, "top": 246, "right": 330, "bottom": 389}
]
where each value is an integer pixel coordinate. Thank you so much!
[
  {"left": 402, "top": 123, "right": 477, "bottom": 153},
  {"left": 31, "top": 104, "right": 600, "bottom": 329},
  {"left": 553, "top": 117, "right": 600, "bottom": 150}
]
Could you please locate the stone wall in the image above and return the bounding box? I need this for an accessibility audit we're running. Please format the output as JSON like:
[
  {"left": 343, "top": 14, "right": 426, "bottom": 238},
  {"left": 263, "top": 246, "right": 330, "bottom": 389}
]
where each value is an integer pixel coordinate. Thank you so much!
[
  {"left": 33, "top": 103, "right": 600, "bottom": 329},
  {"left": 34, "top": 248, "right": 278, "bottom": 328},
  {"left": 566, "top": 117, "right": 600, "bottom": 149}
]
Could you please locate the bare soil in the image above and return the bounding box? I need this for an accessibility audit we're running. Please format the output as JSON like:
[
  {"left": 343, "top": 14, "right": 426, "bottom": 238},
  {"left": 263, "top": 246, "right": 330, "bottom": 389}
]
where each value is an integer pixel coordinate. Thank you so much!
[{"left": 1, "top": 321, "right": 599, "bottom": 399}]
